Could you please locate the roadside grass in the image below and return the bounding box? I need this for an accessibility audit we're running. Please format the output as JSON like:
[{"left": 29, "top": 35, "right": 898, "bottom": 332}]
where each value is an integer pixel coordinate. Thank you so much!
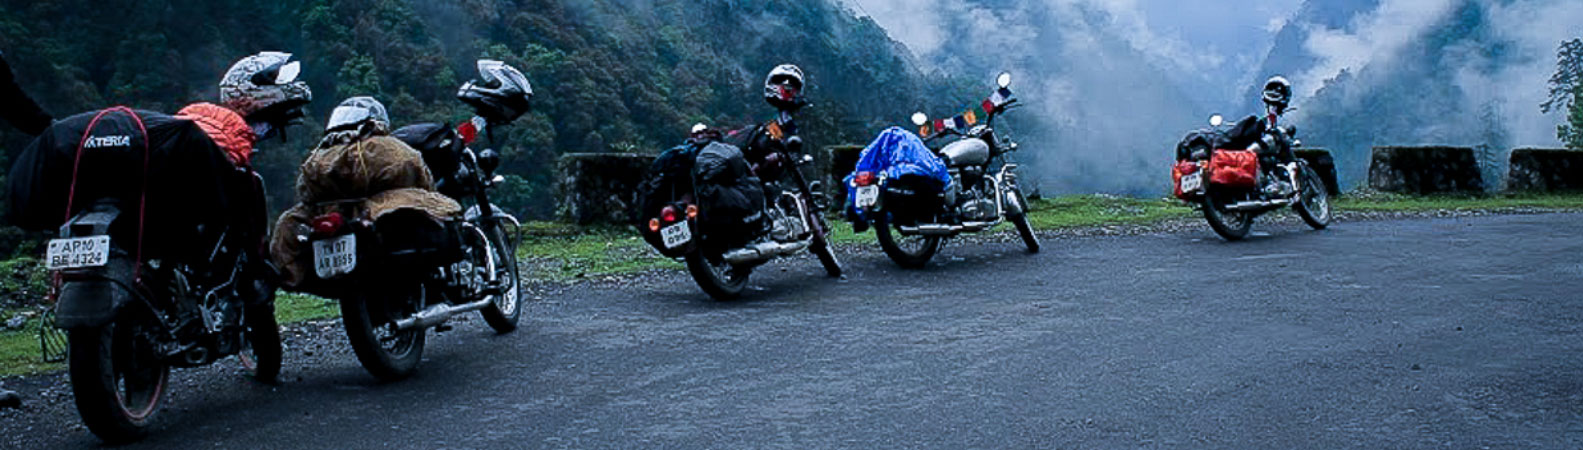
[
  {"left": 518, "top": 223, "right": 683, "bottom": 281},
  {"left": 1334, "top": 191, "right": 1583, "bottom": 212},
  {"left": 0, "top": 317, "right": 59, "bottom": 377}
]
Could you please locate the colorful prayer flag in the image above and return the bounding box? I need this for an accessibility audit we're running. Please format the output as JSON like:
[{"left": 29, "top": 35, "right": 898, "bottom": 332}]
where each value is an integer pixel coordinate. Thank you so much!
[{"left": 965, "top": 110, "right": 978, "bottom": 125}]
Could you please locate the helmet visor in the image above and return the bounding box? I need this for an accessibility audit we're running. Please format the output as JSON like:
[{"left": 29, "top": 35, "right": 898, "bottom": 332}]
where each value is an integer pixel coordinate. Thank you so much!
[{"left": 327, "top": 104, "right": 380, "bottom": 131}]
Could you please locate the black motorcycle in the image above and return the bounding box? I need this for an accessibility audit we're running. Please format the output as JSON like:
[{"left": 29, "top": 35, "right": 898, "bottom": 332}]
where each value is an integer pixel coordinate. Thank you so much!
[
  {"left": 851, "top": 72, "right": 1039, "bottom": 268},
  {"left": 1172, "top": 112, "right": 1331, "bottom": 240},
  {"left": 637, "top": 122, "right": 842, "bottom": 301}
]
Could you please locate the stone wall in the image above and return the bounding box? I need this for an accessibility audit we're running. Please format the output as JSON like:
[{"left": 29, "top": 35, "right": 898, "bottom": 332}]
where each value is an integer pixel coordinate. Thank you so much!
[
  {"left": 823, "top": 145, "right": 864, "bottom": 211},
  {"left": 1367, "top": 146, "right": 1484, "bottom": 194},
  {"left": 1294, "top": 149, "right": 1340, "bottom": 196},
  {"left": 556, "top": 153, "right": 655, "bottom": 225},
  {"left": 1507, "top": 148, "right": 1583, "bottom": 192}
]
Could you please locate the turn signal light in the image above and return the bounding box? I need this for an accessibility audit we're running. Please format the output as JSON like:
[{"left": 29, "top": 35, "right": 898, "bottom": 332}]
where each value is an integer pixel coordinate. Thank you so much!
[
  {"left": 648, "top": 218, "right": 661, "bottom": 233},
  {"left": 685, "top": 204, "right": 699, "bottom": 219},
  {"left": 854, "top": 171, "right": 877, "bottom": 187},
  {"left": 312, "top": 212, "right": 345, "bottom": 236},
  {"left": 661, "top": 206, "right": 680, "bottom": 223}
]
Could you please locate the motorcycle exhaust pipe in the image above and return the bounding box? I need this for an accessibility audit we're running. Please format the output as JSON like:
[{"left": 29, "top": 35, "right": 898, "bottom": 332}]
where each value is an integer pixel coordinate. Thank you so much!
[
  {"left": 394, "top": 297, "right": 494, "bottom": 332},
  {"left": 1225, "top": 198, "right": 1291, "bottom": 212},
  {"left": 722, "top": 240, "right": 811, "bottom": 265}
]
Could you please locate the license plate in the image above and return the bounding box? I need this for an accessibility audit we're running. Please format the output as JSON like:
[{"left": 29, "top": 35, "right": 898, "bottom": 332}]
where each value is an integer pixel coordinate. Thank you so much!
[
  {"left": 1180, "top": 171, "right": 1203, "bottom": 193},
  {"left": 312, "top": 234, "right": 357, "bottom": 279},
  {"left": 661, "top": 221, "right": 692, "bottom": 249},
  {"left": 855, "top": 185, "right": 879, "bottom": 208},
  {"left": 45, "top": 236, "right": 111, "bottom": 270}
]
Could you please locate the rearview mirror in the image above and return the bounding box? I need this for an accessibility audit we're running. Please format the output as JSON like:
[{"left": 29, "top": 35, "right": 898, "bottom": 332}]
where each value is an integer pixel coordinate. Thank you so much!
[
  {"left": 911, "top": 112, "right": 928, "bottom": 127},
  {"left": 997, "top": 72, "right": 1012, "bottom": 89},
  {"left": 1209, "top": 114, "right": 1224, "bottom": 127}
]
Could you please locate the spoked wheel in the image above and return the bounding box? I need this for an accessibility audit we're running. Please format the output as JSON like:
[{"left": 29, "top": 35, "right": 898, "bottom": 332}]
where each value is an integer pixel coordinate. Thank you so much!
[
  {"left": 1203, "top": 186, "right": 1254, "bottom": 241},
  {"left": 237, "top": 301, "right": 283, "bottom": 384},
  {"left": 874, "top": 215, "right": 941, "bottom": 269},
  {"left": 684, "top": 250, "right": 751, "bottom": 301},
  {"left": 341, "top": 283, "right": 426, "bottom": 381},
  {"left": 67, "top": 320, "right": 169, "bottom": 444},
  {"left": 1005, "top": 188, "right": 1040, "bottom": 253},
  {"left": 478, "top": 224, "right": 522, "bottom": 334},
  {"left": 1294, "top": 164, "right": 1331, "bottom": 230},
  {"left": 807, "top": 209, "right": 843, "bottom": 278}
]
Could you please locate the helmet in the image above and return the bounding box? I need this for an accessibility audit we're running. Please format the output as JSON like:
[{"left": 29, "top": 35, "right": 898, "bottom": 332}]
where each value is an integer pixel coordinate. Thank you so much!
[
  {"left": 219, "top": 51, "right": 312, "bottom": 125},
  {"left": 1262, "top": 76, "right": 1292, "bottom": 109},
  {"left": 325, "top": 96, "right": 388, "bottom": 132},
  {"left": 457, "top": 60, "right": 532, "bottom": 125},
  {"left": 763, "top": 64, "right": 807, "bottom": 111}
]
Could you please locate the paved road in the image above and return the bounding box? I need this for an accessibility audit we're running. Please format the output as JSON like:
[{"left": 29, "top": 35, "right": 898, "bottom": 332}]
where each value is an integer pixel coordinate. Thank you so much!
[{"left": 4, "top": 214, "right": 1582, "bottom": 449}]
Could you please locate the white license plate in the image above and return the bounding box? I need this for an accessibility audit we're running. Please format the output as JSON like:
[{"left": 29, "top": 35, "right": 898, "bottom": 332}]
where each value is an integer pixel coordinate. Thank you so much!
[
  {"left": 661, "top": 221, "right": 692, "bottom": 249},
  {"left": 46, "top": 236, "right": 111, "bottom": 270},
  {"left": 855, "top": 185, "right": 880, "bottom": 208},
  {"left": 312, "top": 234, "right": 358, "bottom": 279},
  {"left": 1180, "top": 171, "right": 1203, "bottom": 193}
]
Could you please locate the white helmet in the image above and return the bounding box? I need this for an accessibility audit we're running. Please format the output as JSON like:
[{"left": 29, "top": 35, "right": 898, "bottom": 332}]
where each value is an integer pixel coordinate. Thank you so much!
[
  {"left": 764, "top": 64, "right": 807, "bottom": 111},
  {"left": 325, "top": 96, "right": 388, "bottom": 132},
  {"left": 219, "top": 51, "right": 312, "bottom": 125},
  {"left": 1262, "top": 76, "right": 1292, "bottom": 109}
]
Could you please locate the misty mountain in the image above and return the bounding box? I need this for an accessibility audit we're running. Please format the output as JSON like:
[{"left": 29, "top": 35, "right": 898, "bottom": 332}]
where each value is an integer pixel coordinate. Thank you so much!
[
  {"left": 1255, "top": 0, "right": 1580, "bottom": 188},
  {"left": 0, "top": 0, "right": 955, "bottom": 219}
]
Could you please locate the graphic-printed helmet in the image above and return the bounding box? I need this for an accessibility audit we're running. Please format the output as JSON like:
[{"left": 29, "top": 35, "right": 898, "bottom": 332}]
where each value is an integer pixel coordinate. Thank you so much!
[
  {"left": 1262, "top": 76, "right": 1293, "bottom": 109},
  {"left": 457, "top": 60, "right": 532, "bottom": 125},
  {"left": 325, "top": 96, "right": 389, "bottom": 133},
  {"left": 763, "top": 64, "right": 807, "bottom": 111},
  {"left": 219, "top": 51, "right": 312, "bottom": 125}
]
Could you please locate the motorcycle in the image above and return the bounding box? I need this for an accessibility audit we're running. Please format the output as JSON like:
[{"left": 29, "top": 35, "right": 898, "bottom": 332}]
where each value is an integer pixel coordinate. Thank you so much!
[
  {"left": 35, "top": 109, "right": 281, "bottom": 443},
  {"left": 637, "top": 122, "right": 843, "bottom": 301},
  {"left": 1172, "top": 111, "right": 1331, "bottom": 241},
  {"left": 849, "top": 72, "right": 1039, "bottom": 268}
]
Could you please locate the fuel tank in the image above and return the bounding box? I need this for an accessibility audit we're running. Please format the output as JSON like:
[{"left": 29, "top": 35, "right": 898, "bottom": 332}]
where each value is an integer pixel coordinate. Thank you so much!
[{"left": 940, "top": 138, "right": 990, "bottom": 167}]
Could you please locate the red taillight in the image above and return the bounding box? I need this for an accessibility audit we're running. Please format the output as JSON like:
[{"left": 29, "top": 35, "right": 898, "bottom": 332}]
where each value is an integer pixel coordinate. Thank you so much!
[
  {"left": 854, "top": 171, "right": 877, "bottom": 187},
  {"left": 660, "top": 206, "right": 680, "bottom": 223},
  {"left": 648, "top": 218, "right": 661, "bottom": 233},
  {"left": 312, "top": 212, "right": 345, "bottom": 236}
]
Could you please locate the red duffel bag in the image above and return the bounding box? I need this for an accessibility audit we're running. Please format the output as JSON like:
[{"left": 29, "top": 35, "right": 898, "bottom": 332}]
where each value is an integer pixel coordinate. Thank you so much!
[{"left": 1209, "top": 150, "right": 1258, "bottom": 188}]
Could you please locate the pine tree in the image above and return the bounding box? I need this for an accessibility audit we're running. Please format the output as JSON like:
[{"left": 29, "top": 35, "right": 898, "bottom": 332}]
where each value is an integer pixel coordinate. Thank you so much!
[{"left": 1543, "top": 39, "right": 1583, "bottom": 149}]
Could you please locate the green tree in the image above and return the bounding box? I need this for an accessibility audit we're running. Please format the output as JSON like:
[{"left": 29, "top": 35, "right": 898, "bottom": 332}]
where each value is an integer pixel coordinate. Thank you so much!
[{"left": 1543, "top": 38, "right": 1583, "bottom": 149}]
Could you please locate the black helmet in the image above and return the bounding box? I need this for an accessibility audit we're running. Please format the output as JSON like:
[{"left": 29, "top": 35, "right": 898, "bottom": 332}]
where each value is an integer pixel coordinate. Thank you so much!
[
  {"left": 1262, "top": 76, "right": 1292, "bottom": 109},
  {"left": 764, "top": 64, "right": 807, "bottom": 111},
  {"left": 457, "top": 60, "right": 532, "bottom": 125}
]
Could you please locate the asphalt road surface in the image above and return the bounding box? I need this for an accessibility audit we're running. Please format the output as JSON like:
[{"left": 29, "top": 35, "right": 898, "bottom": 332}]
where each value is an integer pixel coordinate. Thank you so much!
[{"left": 3, "top": 213, "right": 1582, "bottom": 449}]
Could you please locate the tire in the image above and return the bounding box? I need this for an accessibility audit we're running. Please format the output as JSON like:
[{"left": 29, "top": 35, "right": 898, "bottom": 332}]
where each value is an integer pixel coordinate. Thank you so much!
[
  {"left": 479, "top": 225, "right": 522, "bottom": 334},
  {"left": 684, "top": 250, "right": 750, "bottom": 301},
  {"left": 341, "top": 284, "right": 426, "bottom": 382},
  {"left": 874, "top": 215, "right": 940, "bottom": 269},
  {"left": 1294, "top": 164, "right": 1332, "bottom": 230},
  {"left": 239, "top": 302, "right": 283, "bottom": 384},
  {"left": 1005, "top": 189, "right": 1040, "bottom": 253},
  {"left": 67, "top": 321, "right": 169, "bottom": 444},
  {"left": 809, "top": 213, "right": 843, "bottom": 277},
  {"left": 1203, "top": 187, "right": 1253, "bottom": 241}
]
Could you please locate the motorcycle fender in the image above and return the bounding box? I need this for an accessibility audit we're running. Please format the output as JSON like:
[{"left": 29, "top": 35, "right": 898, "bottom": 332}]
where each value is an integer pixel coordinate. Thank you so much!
[{"left": 53, "top": 280, "right": 134, "bottom": 328}]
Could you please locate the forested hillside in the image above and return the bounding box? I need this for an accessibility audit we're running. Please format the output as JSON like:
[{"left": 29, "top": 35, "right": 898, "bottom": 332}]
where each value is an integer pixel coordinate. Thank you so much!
[{"left": 0, "top": 0, "right": 961, "bottom": 229}]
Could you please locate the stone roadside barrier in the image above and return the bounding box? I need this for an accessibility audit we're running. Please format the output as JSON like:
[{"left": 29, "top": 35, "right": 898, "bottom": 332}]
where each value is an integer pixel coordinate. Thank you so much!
[
  {"left": 1368, "top": 146, "right": 1484, "bottom": 194},
  {"left": 1507, "top": 148, "right": 1583, "bottom": 192},
  {"left": 556, "top": 153, "right": 655, "bottom": 226}
]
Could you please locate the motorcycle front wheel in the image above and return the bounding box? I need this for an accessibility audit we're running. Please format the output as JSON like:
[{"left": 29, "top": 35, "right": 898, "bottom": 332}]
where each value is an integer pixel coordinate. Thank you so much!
[
  {"left": 1005, "top": 189, "right": 1040, "bottom": 253},
  {"left": 684, "top": 250, "right": 750, "bottom": 301},
  {"left": 1203, "top": 186, "right": 1254, "bottom": 241},
  {"left": 874, "top": 215, "right": 941, "bottom": 269},
  {"left": 238, "top": 302, "right": 283, "bottom": 384},
  {"left": 479, "top": 224, "right": 522, "bottom": 334},
  {"left": 67, "top": 320, "right": 169, "bottom": 444},
  {"left": 341, "top": 283, "right": 426, "bottom": 381},
  {"left": 1295, "top": 164, "right": 1332, "bottom": 230}
]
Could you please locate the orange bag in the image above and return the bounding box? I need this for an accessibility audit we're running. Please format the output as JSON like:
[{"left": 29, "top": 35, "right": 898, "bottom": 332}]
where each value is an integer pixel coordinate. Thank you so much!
[
  {"left": 1209, "top": 150, "right": 1258, "bottom": 188},
  {"left": 1171, "top": 161, "right": 1201, "bottom": 200}
]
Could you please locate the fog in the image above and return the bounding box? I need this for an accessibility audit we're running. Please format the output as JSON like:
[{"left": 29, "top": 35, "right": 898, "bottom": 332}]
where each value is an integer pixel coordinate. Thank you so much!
[{"left": 840, "top": 0, "right": 1581, "bottom": 194}]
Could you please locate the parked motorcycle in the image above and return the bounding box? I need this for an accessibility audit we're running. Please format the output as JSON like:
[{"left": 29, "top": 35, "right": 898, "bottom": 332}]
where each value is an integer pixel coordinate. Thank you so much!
[
  {"left": 294, "top": 62, "right": 526, "bottom": 381},
  {"left": 637, "top": 122, "right": 842, "bottom": 301},
  {"left": 849, "top": 72, "right": 1038, "bottom": 268},
  {"left": 1171, "top": 112, "right": 1331, "bottom": 240},
  {"left": 27, "top": 109, "right": 281, "bottom": 443}
]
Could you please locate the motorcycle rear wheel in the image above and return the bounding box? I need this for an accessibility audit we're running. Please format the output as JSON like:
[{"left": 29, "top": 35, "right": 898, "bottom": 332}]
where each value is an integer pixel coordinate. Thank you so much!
[
  {"left": 341, "top": 284, "right": 426, "bottom": 382},
  {"left": 685, "top": 251, "right": 750, "bottom": 301},
  {"left": 67, "top": 320, "right": 169, "bottom": 444},
  {"left": 479, "top": 225, "right": 522, "bottom": 334},
  {"left": 1203, "top": 187, "right": 1253, "bottom": 241},
  {"left": 874, "top": 215, "right": 941, "bottom": 269},
  {"left": 1295, "top": 165, "right": 1331, "bottom": 230}
]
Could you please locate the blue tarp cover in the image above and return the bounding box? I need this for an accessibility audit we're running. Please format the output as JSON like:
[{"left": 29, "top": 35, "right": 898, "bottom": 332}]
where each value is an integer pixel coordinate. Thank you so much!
[{"left": 844, "top": 127, "right": 951, "bottom": 221}]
